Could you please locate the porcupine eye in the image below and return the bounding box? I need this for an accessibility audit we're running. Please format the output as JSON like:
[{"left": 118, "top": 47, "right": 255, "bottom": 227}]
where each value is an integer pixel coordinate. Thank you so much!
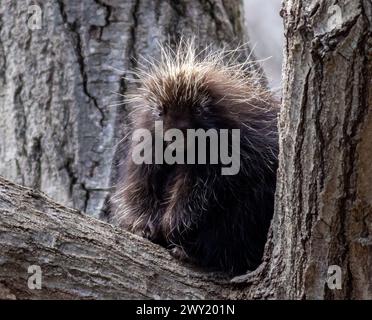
[
  {"left": 195, "top": 104, "right": 210, "bottom": 119},
  {"left": 152, "top": 106, "right": 164, "bottom": 118},
  {"left": 194, "top": 106, "right": 202, "bottom": 116},
  {"left": 194, "top": 104, "right": 207, "bottom": 118}
]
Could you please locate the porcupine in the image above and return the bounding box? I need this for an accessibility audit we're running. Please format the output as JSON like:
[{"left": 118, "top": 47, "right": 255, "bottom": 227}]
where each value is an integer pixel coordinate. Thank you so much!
[{"left": 110, "top": 41, "right": 279, "bottom": 275}]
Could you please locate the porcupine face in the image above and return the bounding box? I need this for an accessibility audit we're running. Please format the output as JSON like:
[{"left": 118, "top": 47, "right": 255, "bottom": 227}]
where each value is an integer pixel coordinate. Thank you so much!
[
  {"left": 140, "top": 72, "right": 222, "bottom": 138},
  {"left": 146, "top": 75, "right": 209, "bottom": 133}
]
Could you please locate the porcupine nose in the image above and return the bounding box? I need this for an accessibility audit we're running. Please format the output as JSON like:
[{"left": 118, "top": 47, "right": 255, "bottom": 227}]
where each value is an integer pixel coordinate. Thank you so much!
[
  {"left": 174, "top": 119, "right": 190, "bottom": 131},
  {"left": 165, "top": 114, "right": 190, "bottom": 132},
  {"left": 164, "top": 117, "right": 191, "bottom": 151}
]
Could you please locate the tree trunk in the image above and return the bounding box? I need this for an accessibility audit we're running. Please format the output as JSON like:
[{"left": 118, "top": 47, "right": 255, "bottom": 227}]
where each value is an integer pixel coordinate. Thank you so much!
[
  {"left": 269, "top": 0, "right": 372, "bottom": 299},
  {"left": 0, "top": 0, "right": 248, "bottom": 218},
  {"left": 0, "top": 0, "right": 371, "bottom": 300}
]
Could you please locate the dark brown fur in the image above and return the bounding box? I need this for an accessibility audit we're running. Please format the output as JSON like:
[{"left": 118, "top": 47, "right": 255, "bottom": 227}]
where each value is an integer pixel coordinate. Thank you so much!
[{"left": 110, "top": 45, "right": 279, "bottom": 275}]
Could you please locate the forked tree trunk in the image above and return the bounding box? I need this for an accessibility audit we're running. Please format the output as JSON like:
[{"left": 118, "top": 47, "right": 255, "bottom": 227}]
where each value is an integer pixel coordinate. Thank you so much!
[{"left": 0, "top": 0, "right": 371, "bottom": 299}]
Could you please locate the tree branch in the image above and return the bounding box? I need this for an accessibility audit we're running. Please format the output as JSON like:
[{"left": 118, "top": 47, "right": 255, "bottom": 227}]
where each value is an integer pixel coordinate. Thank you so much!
[{"left": 0, "top": 176, "right": 254, "bottom": 299}]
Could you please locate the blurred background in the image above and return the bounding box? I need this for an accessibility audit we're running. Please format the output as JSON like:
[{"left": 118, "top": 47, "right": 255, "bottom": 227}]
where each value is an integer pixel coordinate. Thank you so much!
[{"left": 244, "top": 0, "right": 283, "bottom": 92}]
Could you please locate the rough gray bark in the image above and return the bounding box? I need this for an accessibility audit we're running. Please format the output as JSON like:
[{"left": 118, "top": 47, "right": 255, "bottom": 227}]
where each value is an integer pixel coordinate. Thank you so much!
[
  {"left": 0, "top": 0, "right": 248, "bottom": 218},
  {"left": 269, "top": 0, "right": 372, "bottom": 299},
  {"left": 0, "top": 0, "right": 371, "bottom": 300},
  {"left": 0, "top": 176, "right": 248, "bottom": 300}
]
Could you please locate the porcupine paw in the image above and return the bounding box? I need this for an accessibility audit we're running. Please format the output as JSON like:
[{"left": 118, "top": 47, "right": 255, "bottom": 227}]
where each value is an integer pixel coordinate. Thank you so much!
[
  {"left": 141, "top": 224, "right": 156, "bottom": 241},
  {"left": 169, "top": 246, "right": 191, "bottom": 262},
  {"left": 131, "top": 222, "right": 156, "bottom": 241}
]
